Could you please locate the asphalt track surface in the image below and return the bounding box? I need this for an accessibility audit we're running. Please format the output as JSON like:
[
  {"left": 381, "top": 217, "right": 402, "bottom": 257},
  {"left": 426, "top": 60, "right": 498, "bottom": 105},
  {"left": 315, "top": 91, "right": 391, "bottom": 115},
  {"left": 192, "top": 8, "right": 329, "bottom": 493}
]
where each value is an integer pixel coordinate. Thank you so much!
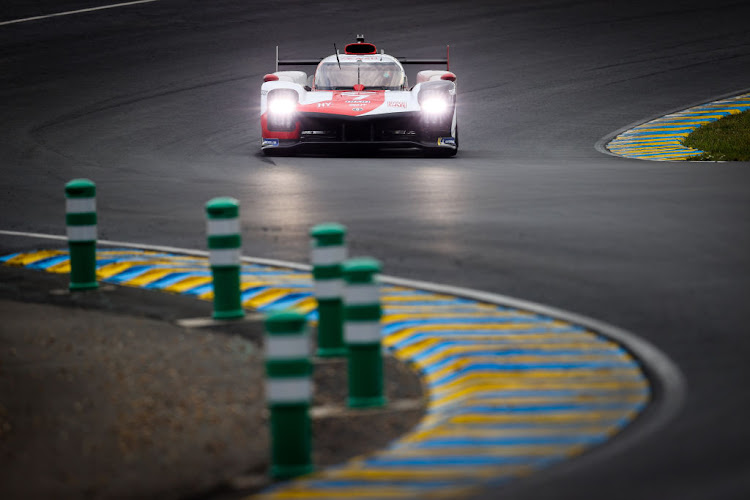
[{"left": 1, "top": 1, "right": 749, "bottom": 499}]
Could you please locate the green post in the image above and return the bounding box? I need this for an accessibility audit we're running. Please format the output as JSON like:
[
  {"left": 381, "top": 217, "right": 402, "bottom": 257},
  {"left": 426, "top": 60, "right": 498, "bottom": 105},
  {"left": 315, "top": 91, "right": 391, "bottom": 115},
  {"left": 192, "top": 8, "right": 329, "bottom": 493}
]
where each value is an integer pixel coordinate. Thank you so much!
[
  {"left": 205, "top": 197, "right": 244, "bottom": 319},
  {"left": 265, "top": 311, "right": 314, "bottom": 479},
  {"left": 343, "top": 258, "right": 386, "bottom": 409},
  {"left": 310, "top": 223, "right": 348, "bottom": 357},
  {"left": 65, "top": 179, "right": 98, "bottom": 290}
]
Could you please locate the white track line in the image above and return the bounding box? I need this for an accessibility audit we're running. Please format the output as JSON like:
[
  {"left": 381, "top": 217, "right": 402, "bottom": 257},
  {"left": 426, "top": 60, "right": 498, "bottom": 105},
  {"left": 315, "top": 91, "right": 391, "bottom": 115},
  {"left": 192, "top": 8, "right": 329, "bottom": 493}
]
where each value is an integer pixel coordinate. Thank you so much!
[
  {"left": 0, "top": 0, "right": 159, "bottom": 27},
  {"left": 0, "top": 227, "right": 686, "bottom": 458}
]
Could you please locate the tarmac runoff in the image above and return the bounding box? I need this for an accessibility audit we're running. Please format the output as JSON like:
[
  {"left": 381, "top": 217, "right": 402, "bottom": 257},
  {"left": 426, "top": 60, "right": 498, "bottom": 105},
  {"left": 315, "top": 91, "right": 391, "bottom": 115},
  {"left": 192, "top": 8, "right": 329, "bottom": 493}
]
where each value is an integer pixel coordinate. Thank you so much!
[
  {"left": 1, "top": 243, "right": 682, "bottom": 499},
  {"left": 605, "top": 92, "right": 750, "bottom": 161}
]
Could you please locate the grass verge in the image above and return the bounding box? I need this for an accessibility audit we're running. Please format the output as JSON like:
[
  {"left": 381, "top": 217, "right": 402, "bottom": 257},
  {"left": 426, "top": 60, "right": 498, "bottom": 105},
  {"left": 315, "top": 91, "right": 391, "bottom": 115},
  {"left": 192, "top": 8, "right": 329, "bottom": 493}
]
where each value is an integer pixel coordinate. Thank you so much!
[{"left": 683, "top": 109, "right": 750, "bottom": 161}]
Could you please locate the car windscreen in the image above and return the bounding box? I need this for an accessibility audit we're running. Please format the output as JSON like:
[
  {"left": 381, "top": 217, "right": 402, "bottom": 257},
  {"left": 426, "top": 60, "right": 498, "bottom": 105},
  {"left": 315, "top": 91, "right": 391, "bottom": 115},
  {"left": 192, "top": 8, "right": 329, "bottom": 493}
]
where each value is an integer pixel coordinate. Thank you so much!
[{"left": 315, "top": 61, "right": 405, "bottom": 90}]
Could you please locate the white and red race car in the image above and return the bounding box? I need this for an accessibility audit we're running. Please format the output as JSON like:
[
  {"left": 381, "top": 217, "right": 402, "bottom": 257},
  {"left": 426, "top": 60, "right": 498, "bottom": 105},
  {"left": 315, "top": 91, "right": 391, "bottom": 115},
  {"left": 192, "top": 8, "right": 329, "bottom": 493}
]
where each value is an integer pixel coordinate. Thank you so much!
[{"left": 260, "top": 36, "right": 458, "bottom": 156}]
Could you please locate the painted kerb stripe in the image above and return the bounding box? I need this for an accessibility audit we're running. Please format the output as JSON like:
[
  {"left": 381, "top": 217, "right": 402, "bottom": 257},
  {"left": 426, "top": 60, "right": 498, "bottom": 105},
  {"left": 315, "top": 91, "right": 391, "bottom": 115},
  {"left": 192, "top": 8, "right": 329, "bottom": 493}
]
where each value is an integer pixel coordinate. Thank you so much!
[{"left": 604, "top": 92, "right": 750, "bottom": 161}]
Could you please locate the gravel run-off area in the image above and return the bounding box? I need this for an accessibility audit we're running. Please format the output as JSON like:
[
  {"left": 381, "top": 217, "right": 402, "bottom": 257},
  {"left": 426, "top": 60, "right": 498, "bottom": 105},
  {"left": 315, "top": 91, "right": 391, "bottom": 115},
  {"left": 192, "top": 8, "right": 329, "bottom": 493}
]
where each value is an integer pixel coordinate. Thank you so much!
[{"left": 0, "top": 265, "right": 425, "bottom": 499}]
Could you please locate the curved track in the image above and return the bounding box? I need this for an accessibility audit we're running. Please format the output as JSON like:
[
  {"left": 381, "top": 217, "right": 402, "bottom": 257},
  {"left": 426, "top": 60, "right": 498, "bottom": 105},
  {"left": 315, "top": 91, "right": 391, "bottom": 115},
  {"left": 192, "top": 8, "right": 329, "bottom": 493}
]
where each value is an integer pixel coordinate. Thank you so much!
[{"left": 1, "top": 1, "right": 750, "bottom": 499}]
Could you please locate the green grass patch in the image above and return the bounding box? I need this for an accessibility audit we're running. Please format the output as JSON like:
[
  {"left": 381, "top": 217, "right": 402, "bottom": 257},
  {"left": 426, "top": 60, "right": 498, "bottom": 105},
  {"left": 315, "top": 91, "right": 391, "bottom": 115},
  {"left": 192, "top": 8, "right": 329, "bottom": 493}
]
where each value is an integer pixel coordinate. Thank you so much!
[{"left": 683, "top": 109, "right": 750, "bottom": 161}]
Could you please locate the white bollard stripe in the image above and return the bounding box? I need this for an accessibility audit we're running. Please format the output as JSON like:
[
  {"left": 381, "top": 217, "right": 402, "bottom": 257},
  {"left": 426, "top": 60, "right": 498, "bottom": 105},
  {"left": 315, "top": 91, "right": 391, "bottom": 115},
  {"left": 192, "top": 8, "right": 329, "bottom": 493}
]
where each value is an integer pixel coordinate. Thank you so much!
[
  {"left": 311, "top": 245, "right": 347, "bottom": 265},
  {"left": 267, "top": 377, "right": 312, "bottom": 403},
  {"left": 210, "top": 248, "right": 241, "bottom": 266},
  {"left": 66, "top": 198, "right": 96, "bottom": 214},
  {"left": 67, "top": 224, "right": 97, "bottom": 242},
  {"left": 344, "top": 284, "right": 380, "bottom": 305},
  {"left": 314, "top": 278, "right": 344, "bottom": 299},
  {"left": 345, "top": 321, "right": 381, "bottom": 344},
  {"left": 267, "top": 335, "right": 310, "bottom": 359},
  {"left": 207, "top": 218, "right": 239, "bottom": 236}
]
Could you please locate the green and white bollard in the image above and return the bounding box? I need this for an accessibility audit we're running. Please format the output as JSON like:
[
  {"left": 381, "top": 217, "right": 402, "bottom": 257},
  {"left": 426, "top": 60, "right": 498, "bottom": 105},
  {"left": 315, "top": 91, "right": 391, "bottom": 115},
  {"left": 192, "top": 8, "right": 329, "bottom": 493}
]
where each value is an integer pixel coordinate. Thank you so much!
[
  {"left": 205, "top": 197, "right": 244, "bottom": 320},
  {"left": 310, "top": 223, "right": 348, "bottom": 357},
  {"left": 65, "top": 179, "right": 98, "bottom": 291},
  {"left": 343, "top": 258, "right": 386, "bottom": 409},
  {"left": 265, "top": 311, "right": 314, "bottom": 479}
]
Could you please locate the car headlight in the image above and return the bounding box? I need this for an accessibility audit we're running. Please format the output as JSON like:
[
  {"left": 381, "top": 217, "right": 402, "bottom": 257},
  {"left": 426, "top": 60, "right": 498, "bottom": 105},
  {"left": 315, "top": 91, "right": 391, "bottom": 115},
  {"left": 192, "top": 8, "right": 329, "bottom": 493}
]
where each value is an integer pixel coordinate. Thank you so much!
[
  {"left": 421, "top": 96, "right": 449, "bottom": 115},
  {"left": 268, "top": 97, "right": 297, "bottom": 115},
  {"left": 266, "top": 89, "right": 299, "bottom": 131}
]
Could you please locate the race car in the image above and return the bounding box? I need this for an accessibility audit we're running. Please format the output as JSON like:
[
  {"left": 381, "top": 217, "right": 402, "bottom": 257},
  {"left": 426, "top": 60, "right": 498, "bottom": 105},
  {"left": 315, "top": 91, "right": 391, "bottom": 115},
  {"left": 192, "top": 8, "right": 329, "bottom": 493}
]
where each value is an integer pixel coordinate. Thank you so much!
[{"left": 260, "top": 35, "right": 458, "bottom": 156}]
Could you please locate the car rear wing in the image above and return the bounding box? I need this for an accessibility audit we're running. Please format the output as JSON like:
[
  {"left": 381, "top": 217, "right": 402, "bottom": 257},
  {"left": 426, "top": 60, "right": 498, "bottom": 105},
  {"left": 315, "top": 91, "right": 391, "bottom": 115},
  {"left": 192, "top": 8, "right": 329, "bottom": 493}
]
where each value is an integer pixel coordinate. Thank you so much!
[
  {"left": 397, "top": 44, "right": 450, "bottom": 70},
  {"left": 275, "top": 45, "right": 451, "bottom": 71},
  {"left": 397, "top": 57, "right": 449, "bottom": 69}
]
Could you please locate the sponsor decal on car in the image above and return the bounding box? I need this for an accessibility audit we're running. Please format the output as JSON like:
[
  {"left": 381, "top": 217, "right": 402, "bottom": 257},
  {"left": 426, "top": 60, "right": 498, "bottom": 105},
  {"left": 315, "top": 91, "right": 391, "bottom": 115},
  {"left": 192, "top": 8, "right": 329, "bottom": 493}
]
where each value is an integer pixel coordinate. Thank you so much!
[
  {"left": 388, "top": 101, "right": 407, "bottom": 108},
  {"left": 262, "top": 138, "right": 280, "bottom": 147},
  {"left": 297, "top": 90, "right": 385, "bottom": 116},
  {"left": 437, "top": 137, "right": 456, "bottom": 146},
  {"left": 340, "top": 92, "right": 373, "bottom": 99}
]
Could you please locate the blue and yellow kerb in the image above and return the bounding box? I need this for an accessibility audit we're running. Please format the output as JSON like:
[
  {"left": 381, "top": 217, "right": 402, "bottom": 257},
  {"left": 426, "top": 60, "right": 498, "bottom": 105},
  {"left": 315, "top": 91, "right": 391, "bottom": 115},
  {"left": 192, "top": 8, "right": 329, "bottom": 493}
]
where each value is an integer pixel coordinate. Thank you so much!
[
  {"left": 2, "top": 249, "right": 650, "bottom": 498},
  {"left": 607, "top": 92, "right": 750, "bottom": 161}
]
